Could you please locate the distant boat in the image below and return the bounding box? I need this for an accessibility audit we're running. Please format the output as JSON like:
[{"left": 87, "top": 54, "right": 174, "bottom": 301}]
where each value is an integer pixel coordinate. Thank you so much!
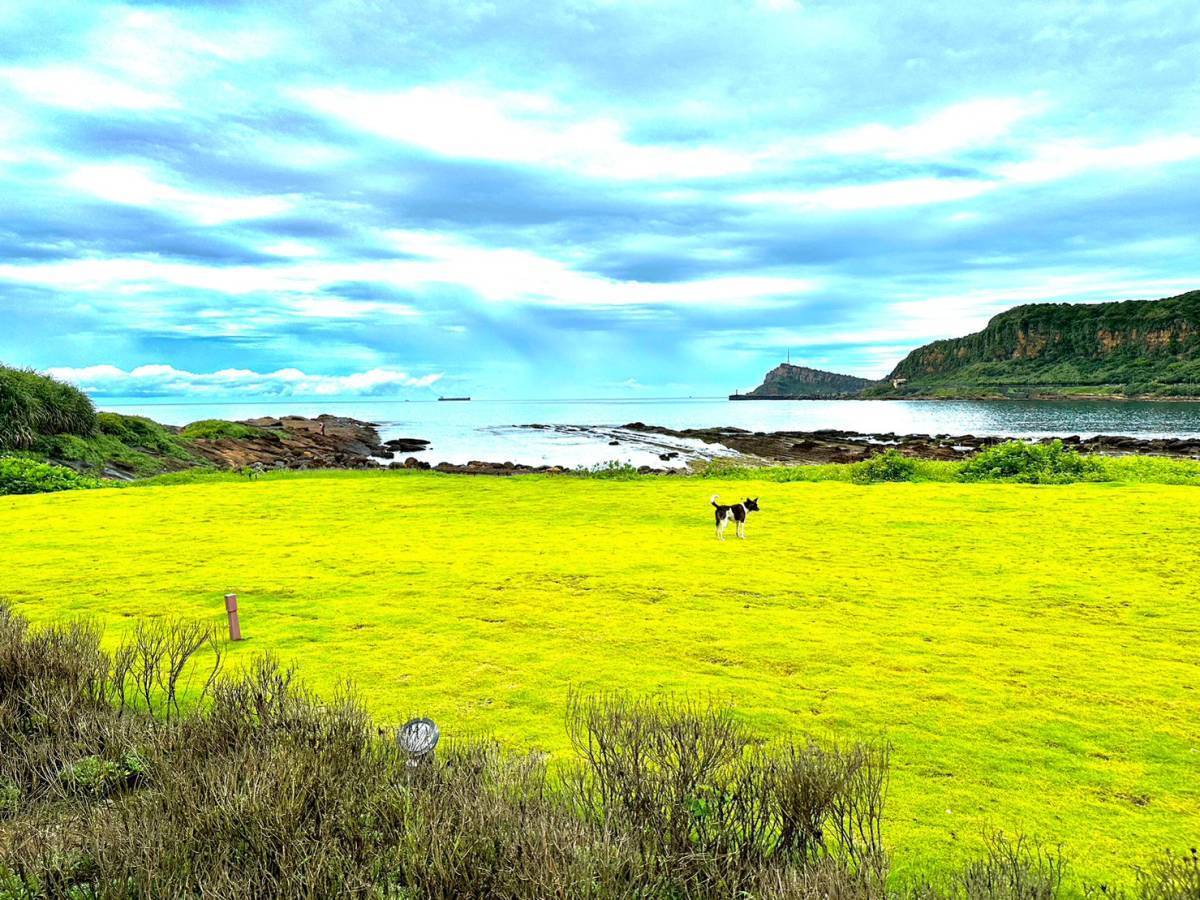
[{"left": 438, "top": 396, "right": 471, "bottom": 401}]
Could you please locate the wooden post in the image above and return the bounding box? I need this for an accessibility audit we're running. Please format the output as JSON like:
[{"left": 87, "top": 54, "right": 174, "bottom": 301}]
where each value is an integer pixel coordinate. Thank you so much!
[{"left": 224, "top": 593, "right": 243, "bottom": 641}]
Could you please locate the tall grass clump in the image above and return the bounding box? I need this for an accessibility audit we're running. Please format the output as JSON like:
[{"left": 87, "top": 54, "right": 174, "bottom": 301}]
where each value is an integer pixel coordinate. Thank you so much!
[
  {"left": 0, "top": 366, "right": 96, "bottom": 451},
  {"left": 958, "top": 440, "right": 1100, "bottom": 484}
]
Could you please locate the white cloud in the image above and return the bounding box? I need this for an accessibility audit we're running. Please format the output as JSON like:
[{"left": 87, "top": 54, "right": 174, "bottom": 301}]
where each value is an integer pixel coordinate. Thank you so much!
[
  {"left": 0, "top": 64, "right": 175, "bottom": 111},
  {"left": 297, "top": 84, "right": 756, "bottom": 180},
  {"left": 998, "top": 134, "right": 1200, "bottom": 183},
  {"left": 285, "top": 296, "right": 419, "bottom": 319},
  {"left": 63, "top": 163, "right": 293, "bottom": 226},
  {"left": 818, "top": 97, "right": 1040, "bottom": 158},
  {"left": 737, "top": 177, "right": 995, "bottom": 211},
  {"left": 0, "top": 230, "right": 815, "bottom": 309},
  {"left": 46, "top": 364, "right": 442, "bottom": 397}
]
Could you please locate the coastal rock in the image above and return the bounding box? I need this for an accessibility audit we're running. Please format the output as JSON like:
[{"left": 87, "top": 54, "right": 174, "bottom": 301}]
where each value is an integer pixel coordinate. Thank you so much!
[
  {"left": 188, "top": 416, "right": 424, "bottom": 472},
  {"left": 618, "top": 422, "right": 1200, "bottom": 465},
  {"left": 385, "top": 438, "right": 431, "bottom": 453}
]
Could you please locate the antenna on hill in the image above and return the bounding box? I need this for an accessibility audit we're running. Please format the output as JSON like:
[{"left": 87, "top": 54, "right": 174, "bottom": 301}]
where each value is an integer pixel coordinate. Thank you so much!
[{"left": 786, "top": 348, "right": 791, "bottom": 364}]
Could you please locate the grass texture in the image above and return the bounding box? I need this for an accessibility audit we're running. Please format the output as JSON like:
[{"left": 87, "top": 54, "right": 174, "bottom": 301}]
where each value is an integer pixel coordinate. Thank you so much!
[{"left": 0, "top": 470, "right": 1196, "bottom": 886}]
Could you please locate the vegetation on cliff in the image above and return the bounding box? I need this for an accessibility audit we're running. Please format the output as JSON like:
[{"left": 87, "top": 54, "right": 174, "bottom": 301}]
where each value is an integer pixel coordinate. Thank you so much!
[
  {"left": 0, "top": 365, "right": 390, "bottom": 478},
  {"left": 736, "top": 363, "right": 876, "bottom": 398},
  {"left": 875, "top": 289, "right": 1200, "bottom": 398}
]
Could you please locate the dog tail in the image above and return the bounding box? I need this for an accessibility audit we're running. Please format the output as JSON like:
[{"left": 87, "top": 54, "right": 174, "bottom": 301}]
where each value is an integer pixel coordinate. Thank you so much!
[{"left": 710, "top": 494, "right": 719, "bottom": 507}]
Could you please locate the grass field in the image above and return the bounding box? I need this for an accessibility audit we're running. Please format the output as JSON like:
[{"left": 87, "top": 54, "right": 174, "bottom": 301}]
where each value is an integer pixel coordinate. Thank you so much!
[{"left": 1, "top": 470, "right": 1197, "bottom": 888}]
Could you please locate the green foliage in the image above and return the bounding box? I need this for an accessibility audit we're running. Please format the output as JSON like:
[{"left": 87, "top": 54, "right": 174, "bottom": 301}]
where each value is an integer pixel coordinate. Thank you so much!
[
  {"left": 0, "top": 366, "right": 96, "bottom": 451},
  {"left": 693, "top": 456, "right": 762, "bottom": 479},
  {"left": 958, "top": 440, "right": 1099, "bottom": 484},
  {"left": 573, "top": 459, "right": 644, "bottom": 480},
  {"left": 851, "top": 448, "right": 920, "bottom": 484},
  {"left": 0, "top": 457, "right": 98, "bottom": 495},
  {"left": 0, "top": 779, "right": 18, "bottom": 820},
  {"left": 60, "top": 756, "right": 128, "bottom": 799},
  {"left": 179, "top": 419, "right": 270, "bottom": 441},
  {"left": 33, "top": 413, "right": 200, "bottom": 477},
  {"left": 745, "top": 363, "right": 876, "bottom": 398},
  {"left": 97, "top": 413, "right": 190, "bottom": 457}
]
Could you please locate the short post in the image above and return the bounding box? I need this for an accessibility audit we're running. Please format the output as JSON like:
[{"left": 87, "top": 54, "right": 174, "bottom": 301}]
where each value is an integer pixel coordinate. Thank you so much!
[{"left": 224, "top": 593, "right": 243, "bottom": 641}]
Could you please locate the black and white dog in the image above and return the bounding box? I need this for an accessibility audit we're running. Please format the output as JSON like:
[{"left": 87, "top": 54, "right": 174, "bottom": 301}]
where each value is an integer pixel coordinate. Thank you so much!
[{"left": 711, "top": 495, "right": 759, "bottom": 541}]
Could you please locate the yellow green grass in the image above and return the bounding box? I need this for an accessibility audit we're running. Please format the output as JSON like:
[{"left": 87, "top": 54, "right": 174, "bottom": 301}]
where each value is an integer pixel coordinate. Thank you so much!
[{"left": 1, "top": 470, "right": 1197, "bottom": 887}]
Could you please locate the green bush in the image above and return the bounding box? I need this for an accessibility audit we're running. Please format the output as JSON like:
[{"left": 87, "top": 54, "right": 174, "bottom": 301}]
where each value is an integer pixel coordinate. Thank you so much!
[
  {"left": 0, "top": 457, "right": 98, "bottom": 495},
  {"left": 574, "top": 460, "right": 643, "bottom": 480},
  {"left": 179, "top": 419, "right": 270, "bottom": 441},
  {"left": 959, "top": 440, "right": 1099, "bottom": 484},
  {"left": 33, "top": 413, "right": 200, "bottom": 477},
  {"left": 98, "top": 413, "right": 189, "bottom": 456},
  {"left": 59, "top": 752, "right": 148, "bottom": 800},
  {"left": 0, "top": 367, "right": 96, "bottom": 451},
  {"left": 0, "top": 779, "right": 19, "bottom": 820},
  {"left": 850, "top": 448, "right": 919, "bottom": 484}
]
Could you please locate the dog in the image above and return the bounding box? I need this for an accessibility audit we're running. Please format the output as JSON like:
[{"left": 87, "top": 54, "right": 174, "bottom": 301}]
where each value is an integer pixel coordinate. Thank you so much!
[{"left": 711, "top": 495, "right": 759, "bottom": 541}]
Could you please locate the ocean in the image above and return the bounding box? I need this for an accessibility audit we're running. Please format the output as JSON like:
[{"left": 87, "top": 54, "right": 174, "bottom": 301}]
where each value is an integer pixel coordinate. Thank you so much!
[{"left": 95, "top": 397, "right": 1200, "bottom": 469}]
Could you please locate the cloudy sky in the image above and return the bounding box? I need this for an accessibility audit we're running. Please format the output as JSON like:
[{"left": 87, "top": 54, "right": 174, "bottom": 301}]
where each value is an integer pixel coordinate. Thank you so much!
[{"left": 2, "top": 1, "right": 1198, "bottom": 399}]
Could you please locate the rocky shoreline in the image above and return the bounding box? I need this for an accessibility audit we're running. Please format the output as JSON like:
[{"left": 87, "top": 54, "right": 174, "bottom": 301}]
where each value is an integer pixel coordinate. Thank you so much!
[
  {"left": 85, "top": 414, "right": 1200, "bottom": 480},
  {"left": 190, "top": 416, "right": 573, "bottom": 477},
  {"left": 619, "top": 422, "right": 1200, "bottom": 464}
]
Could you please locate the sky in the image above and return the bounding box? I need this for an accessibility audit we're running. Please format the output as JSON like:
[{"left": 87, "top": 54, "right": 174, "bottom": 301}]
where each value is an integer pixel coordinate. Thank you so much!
[{"left": 1, "top": 1, "right": 1198, "bottom": 400}]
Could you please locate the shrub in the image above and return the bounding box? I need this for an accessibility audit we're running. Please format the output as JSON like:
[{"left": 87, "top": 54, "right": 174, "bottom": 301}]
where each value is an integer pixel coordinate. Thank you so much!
[
  {"left": 574, "top": 460, "right": 643, "bottom": 480},
  {"left": 0, "top": 367, "right": 96, "bottom": 451},
  {"left": 98, "top": 413, "right": 190, "bottom": 457},
  {"left": 0, "top": 779, "right": 18, "bottom": 820},
  {"left": 1135, "top": 848, "right": 1200, "bottom": 899},
  {"left": 954, "top": 833, "right": 1065, "bottom": 898},
  {"left": 59, "top": 755, "right": 129, "bottom": 799},
  {"left": 850, "top": 448, "right": 919, "bottom": 484},
  {"left": 694, "top": 456, "right": 759, "bottom": 479},
  {"left": 179, "top": 419, "right": 271, "bottom": 441},
  {"left": 0, "top": 457, "right": 98, "bottom": 495},
  {"left": 33, "top": 414, "right": 201, "bottom": 477},
  {"left": 0, "top": 603, "right": 1188, "bottom": 897},
  {"left": 958, "top": 440, "right": 1099, "bottom": 484}
]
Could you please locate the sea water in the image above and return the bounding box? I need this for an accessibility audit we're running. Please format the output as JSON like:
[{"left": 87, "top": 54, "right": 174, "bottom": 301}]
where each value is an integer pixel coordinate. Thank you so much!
[{"left": 97, "top": 397, "right": 1200, "bottom": 469}]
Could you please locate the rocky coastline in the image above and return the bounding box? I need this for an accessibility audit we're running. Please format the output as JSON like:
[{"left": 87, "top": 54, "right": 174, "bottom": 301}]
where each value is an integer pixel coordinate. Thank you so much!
[
  {"left": 70, "top": 413, "right": 1200, "bottom": 480},
  {"left": 619, "top": 422, "right": 1200, "bottom": 465}
]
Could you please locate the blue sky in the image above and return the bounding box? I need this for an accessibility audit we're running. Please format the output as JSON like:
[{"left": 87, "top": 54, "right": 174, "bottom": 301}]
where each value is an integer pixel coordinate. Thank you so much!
[{"left": 1, "top": 1, "right": 1198, "bottom": 399}]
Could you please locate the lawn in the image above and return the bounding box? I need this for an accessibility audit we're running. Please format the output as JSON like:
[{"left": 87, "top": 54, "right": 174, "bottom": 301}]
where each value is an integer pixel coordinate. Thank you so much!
[{"left": 1, "top": 470, "right": 1197, "bottom": 888}]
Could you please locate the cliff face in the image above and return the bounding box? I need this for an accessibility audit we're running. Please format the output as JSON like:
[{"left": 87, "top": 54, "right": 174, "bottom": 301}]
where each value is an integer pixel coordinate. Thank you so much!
[
  {"left": 738, "top": 363, "right": 875, "bottom": 399},
  {"left": 884, "top": 290, "right": 1200, "bottom": 398}
]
